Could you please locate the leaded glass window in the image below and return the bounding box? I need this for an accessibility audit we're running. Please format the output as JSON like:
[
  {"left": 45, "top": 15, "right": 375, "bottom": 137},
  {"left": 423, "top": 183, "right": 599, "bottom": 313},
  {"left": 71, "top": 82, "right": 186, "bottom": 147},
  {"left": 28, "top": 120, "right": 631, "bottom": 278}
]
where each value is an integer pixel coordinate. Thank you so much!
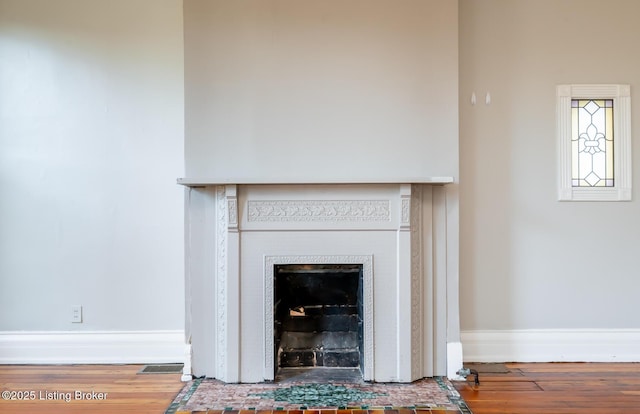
[
  {"left": 557, "top": 84, "right": 631, "bottom": 201},
  {"left": 571, "top": 99, "right": 614, "bottom": 187}
]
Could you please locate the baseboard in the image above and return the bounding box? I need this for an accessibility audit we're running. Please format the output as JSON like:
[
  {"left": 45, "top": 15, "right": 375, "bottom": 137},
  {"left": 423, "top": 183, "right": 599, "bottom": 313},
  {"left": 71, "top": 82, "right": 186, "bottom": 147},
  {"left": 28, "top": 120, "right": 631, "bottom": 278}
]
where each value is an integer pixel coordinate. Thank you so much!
[
  {"left": 0, "top": 330, "right": 186, "bottom": 364},
  {"left": 462, "top": 329, "right": 640, "bottom": 363}
]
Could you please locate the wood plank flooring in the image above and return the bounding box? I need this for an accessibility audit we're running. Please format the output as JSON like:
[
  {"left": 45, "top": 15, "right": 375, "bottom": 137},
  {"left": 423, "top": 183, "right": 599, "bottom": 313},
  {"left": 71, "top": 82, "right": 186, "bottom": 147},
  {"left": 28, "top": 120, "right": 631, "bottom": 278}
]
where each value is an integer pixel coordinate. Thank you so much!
[
  {"left": 453, "top": 362, "right": 640, "bottom": 414},
  {"left": 0, "top": 364, "right": 184, "bottom": 414},
  {"left": 1, "top": 363, "right": 639, "bottom": 413}
]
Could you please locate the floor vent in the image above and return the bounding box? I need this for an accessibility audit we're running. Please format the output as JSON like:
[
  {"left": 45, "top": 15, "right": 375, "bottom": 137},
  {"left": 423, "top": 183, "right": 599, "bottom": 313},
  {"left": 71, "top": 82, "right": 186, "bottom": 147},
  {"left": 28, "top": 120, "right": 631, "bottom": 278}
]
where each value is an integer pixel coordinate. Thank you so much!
[{"left": 138, "top": 364, "right": 184, "bottom": 374}]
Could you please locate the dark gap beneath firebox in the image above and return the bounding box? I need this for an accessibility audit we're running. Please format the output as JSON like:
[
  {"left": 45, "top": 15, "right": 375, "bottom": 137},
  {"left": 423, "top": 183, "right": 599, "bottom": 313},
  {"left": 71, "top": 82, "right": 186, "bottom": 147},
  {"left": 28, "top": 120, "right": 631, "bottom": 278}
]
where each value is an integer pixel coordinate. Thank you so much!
[{"left": 274, "top": 264, "right": 364, "bottom": 381}]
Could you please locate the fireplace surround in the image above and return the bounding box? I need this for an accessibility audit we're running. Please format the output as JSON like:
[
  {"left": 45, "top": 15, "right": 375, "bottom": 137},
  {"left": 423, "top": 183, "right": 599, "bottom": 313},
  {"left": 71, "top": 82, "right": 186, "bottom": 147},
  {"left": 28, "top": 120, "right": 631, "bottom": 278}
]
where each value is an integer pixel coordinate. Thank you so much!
[{"left": 180, "top": 180, "right": 460, "bottom": 383}]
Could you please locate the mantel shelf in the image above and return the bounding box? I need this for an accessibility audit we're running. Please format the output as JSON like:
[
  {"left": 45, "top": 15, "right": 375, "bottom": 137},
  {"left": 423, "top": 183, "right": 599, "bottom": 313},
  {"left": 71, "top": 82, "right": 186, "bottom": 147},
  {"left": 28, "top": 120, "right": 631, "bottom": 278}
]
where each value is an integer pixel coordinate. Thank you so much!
[{"left": 177, "top": 177, "right": 455, "bottom": 187}]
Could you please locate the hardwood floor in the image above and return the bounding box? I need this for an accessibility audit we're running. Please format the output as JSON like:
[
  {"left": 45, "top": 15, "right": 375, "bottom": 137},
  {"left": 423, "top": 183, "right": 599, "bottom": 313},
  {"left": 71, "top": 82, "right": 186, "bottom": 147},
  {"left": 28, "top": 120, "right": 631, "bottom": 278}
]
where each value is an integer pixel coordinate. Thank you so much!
[
  {"left": 0, "top": 364, "right": 184, "bottom": 414},
  {"left": 1, "top": 363, "right": 639, "bottom": 413},
  {"left": 454, "top": 362, "right": 640, "bottom": 414}
]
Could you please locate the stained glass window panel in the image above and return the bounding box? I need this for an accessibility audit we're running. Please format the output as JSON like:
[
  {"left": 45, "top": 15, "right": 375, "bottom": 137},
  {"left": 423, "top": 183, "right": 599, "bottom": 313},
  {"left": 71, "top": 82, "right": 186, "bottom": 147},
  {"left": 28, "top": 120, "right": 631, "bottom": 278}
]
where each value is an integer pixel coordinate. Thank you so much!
[{"left": 570, "top": 99, "right": 614, "bottom": 187}]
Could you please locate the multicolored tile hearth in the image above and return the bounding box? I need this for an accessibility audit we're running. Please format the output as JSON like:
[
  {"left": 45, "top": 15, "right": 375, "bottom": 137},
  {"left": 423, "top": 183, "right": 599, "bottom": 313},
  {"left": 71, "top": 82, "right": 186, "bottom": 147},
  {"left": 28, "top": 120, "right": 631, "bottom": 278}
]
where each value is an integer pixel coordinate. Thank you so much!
[{"left": 166, "top": 377, "right": 472, "bottom": 414}]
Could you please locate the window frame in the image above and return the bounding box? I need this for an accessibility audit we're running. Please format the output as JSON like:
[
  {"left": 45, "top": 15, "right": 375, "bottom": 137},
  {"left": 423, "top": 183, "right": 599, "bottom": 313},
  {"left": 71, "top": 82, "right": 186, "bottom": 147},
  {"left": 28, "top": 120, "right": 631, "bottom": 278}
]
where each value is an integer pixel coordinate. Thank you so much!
[{"left": 557, "top": 84, "right": 632, "bottom": 201}]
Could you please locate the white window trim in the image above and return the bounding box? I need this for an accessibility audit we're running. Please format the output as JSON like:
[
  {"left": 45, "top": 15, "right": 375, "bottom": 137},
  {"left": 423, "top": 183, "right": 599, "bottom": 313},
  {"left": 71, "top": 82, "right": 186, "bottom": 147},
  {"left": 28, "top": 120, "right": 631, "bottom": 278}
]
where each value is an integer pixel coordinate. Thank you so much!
[{"left": 557, "top": 84, "right": 632, "bottom": 201}]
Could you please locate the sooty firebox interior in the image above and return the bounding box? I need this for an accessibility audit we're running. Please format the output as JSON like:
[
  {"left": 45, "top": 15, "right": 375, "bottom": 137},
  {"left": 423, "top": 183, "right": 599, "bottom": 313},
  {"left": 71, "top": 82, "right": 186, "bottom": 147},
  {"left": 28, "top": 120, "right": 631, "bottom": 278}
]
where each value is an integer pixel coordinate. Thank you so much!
[{"left": 274, "top": 264, "right": 364, "bottom": 377}]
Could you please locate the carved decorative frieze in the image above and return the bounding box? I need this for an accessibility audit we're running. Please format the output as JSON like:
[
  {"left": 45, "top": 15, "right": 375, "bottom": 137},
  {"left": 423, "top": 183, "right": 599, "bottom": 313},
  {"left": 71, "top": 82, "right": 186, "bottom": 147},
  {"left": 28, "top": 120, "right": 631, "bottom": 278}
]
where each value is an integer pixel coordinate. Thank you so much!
[
  {"left": 401, "top": 198, "right": 410, "bottom": 226},
  {"left": 215, "top": 186, "right": 228, "bottom": 377},
  {"left": 227, "top": 199, "right": 238, "bottom": 228},
  {"left": 400, "top": 184, "right": 412, "bottom": 230},
  {"left": 247, "top": 200, "right": 391, "bottom": 222},
  {"left": 226, "top": 185, "right": 238, "bottom": 230}
]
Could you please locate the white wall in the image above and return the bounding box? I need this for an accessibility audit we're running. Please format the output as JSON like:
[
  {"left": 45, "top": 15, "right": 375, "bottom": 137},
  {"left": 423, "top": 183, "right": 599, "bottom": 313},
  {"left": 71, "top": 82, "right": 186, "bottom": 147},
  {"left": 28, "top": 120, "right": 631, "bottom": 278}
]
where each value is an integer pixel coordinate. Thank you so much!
[
  {"left": 459, "top": 0, "right": 640, "bottom": 357},
  {"left": 184, "top": 0, "right": 458, "bottom": 182},
  {"left": 11, "top": 0, "right": 633, "bottom": 366},
  {"left": 0, "top": 0, "right": 184, "bottom": 337}
]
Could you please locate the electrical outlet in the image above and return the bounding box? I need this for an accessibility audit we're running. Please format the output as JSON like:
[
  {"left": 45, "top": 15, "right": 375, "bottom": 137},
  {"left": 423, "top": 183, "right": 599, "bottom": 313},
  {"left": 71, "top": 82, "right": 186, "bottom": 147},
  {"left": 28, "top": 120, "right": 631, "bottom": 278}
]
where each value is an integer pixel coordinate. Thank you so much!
[{"left": 71, "top": 305, "right": 83, "bottom": 323}]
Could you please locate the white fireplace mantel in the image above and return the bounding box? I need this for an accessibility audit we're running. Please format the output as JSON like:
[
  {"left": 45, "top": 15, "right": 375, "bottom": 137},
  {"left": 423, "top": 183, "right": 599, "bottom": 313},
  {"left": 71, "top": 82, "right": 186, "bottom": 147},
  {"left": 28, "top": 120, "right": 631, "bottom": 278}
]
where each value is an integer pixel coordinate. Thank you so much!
[
  {"left": 177, "top": 177, "right": 454, "bottom": 186},
  {"left": 181, "top": 181, "right": 461, "bottom": 383}
]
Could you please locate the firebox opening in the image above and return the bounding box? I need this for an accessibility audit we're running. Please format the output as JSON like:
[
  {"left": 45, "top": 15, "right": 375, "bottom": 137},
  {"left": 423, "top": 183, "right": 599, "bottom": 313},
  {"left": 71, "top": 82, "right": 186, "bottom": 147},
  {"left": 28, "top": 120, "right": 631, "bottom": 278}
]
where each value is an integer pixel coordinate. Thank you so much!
[{"left": 274, "top": 264, "right": 364, "bottom": 379}]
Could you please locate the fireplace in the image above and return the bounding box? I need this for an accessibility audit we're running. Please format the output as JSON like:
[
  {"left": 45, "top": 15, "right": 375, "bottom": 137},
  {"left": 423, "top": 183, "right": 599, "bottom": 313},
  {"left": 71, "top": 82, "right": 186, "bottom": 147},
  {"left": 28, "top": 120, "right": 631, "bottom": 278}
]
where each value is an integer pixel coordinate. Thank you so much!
[
  {"left": 181, "top": 181, "right": 461, "bottom": 383},
  {"left": 265, "top": 255, "right": 374, "bottom": 381},
  {"left": 274, "top": 264, "right": 364, "bottom": 376}
]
